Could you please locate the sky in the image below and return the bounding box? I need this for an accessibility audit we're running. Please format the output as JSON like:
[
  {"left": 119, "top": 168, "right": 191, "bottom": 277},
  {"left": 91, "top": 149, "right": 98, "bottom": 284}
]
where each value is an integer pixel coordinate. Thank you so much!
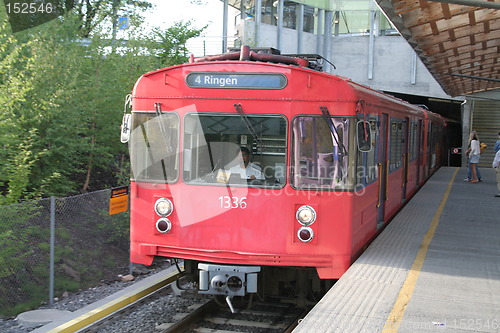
[
  {"left": 145, "top": 0, "right": 229, "bottom": 55},
  {"left": 146, "top": 0, "right": 224, "bottom": 36}
]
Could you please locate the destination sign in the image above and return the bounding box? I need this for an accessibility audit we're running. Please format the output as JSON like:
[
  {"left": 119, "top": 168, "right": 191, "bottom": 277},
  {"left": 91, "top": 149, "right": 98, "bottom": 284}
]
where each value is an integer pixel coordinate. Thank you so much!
[{"left": 186, "top": 72, "right": 287, "bottom": 89}]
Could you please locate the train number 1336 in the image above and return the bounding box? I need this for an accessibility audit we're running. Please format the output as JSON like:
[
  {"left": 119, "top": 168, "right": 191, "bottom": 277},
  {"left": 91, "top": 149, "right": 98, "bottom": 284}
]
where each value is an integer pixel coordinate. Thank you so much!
[{"left": 218, "top": 196, "right": 247, "bottom": 209}]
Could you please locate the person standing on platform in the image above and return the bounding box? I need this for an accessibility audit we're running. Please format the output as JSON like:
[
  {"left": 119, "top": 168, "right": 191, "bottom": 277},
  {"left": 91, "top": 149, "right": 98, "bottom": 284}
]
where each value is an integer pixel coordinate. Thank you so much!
[
  {"left": 465, "top": 131, "right": 482, "bottom": 182},
  {"left": 494, "top": 133, "right": 500, "bottom": 197},
  {"left": 467, "top": 131, "right": 481, "bottom": 183},
  {"left": 494, "top": 131, "right": 500, "bottom": 153},
  {"left": 493, "top": 148, "right": 500, "bottom": 197}
]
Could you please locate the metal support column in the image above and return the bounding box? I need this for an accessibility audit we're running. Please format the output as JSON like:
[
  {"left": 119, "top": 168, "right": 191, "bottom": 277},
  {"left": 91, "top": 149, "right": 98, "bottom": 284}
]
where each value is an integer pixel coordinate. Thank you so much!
[
  {"left": 368, "top": 10, "right": 376, "bottom": 80},
  {"left": 411, "top": 51, "right": 417, "bottom": 84},
  {"left": 297, "top": 4, "right": 304, "bottom": 53},
  {"left": 334, "top": 11, "right": 340, "bottom": 36},
  {"left": 223, "top": 0, "right": 228, "bottom": 52},
  {"left": 277, "top": 0, "right": 284, "bottom": 50},
  {"left": 461, "top": 100, "right": 473, "bottom": 167},
  {"left": 255, "top": 0, "right": 262, "bottom": 47},
  {"left": 49, "top": 196, "right": 55, "bottom": 306},
  {"left": 323, "top": 10, "right": 333, "bottom": 73},
  {"left": 316, "top": 9, "right": 324, "bottom": 55}
]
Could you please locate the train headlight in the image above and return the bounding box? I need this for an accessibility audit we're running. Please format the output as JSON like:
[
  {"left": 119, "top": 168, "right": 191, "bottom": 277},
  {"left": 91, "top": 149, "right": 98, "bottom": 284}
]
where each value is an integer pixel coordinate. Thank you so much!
[
  {"left": 297, "top": 226, "right": 314, "bottom": 242},
  {"left": 156, "top": 218, "right": 172, "bottom": 233},
  {"left": 155, "top": 198, "right": 173, "bottom": 217},
  {"left": 296, "top": 205, "right": 316, "bottom": 225}
]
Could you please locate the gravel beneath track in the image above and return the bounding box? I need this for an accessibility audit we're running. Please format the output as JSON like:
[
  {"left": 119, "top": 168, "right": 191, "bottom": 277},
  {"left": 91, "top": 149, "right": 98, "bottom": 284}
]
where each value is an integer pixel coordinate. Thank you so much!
[{"left": 0, "top": 262, "right": 200, "bottom": 333}]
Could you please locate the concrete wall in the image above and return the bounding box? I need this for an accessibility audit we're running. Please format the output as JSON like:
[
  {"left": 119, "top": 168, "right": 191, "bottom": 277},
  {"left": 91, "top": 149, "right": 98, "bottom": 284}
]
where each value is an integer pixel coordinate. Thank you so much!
[{"left": 238, "top": 20, "right": 453, "bottom": 100}]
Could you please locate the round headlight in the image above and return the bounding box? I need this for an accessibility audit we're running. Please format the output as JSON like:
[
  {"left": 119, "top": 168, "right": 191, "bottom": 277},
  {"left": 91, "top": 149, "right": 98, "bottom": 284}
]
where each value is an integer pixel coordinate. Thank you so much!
[
  {"left": 296, "top": 205, "right": 316, "bottom": 225},
  {"left": 297, "top": 226, "right": 314, "bottom": 242},
  {"left": 156, "top": 218, "right": 172, "bottom": 233},
  {"left": 155, "top": 198, "right": 173, "bottom": 217}
]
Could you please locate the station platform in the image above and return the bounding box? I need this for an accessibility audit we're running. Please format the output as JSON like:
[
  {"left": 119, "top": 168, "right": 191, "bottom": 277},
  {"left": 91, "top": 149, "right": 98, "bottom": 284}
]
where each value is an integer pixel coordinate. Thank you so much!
[{"left": 294, "top": 167, "right": 500, "bottom": 333}]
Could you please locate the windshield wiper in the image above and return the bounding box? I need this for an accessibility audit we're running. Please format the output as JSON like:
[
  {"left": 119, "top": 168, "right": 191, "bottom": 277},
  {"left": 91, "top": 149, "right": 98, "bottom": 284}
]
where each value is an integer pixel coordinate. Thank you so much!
[
  {"left": 320, "top": 106, "right": 348, "bottom": 181},
  {"left": 234, "top": 103, "right": 265, "bottom": 152},
  {"left": 320, "top": 106, "right": 348, "bottom": 156},
  {"left": 154, "top": 102, "right": 171, "bottom": 181}
]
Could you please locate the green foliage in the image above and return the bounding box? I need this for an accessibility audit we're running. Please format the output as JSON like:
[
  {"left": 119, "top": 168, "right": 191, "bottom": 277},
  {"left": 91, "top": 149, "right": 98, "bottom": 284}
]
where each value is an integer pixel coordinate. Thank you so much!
[
  {"left": 73, "top": 0, "right": 152, "bottom": 38},
  {"left": 0, "top": 0, "right": 207, "bottom": 316},
  {"left": 151, "top": 21, "right": 206, "bottom": 67},
  {"left": 97, "top": 210, "right": 130, "bottom": 246},
  {"left": 0, "top": 1, "right": 206, "bottom": 201},
  {"left": 0, "top": 196, "right": 132, "bottom": 317},
  {"left": 0, "top": 202, "right": 44, "bottom": 278},
  {"left": 0, "top": 201, "right": 48, "bottom": 317}
]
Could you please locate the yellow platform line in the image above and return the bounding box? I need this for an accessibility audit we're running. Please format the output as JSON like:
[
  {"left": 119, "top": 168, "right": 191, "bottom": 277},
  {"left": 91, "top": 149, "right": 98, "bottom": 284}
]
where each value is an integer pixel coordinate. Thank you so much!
[
  {"left": 382, "top": 168, "right": 459, "bottom": 333},
  {"left": 48, "top": 268, "right": 183, "bottom": 333}
]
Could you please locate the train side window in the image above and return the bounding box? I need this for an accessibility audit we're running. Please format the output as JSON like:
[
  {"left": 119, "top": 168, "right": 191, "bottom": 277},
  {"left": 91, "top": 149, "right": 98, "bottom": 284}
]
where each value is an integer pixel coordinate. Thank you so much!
[
  {"left": 389, "top": 119, "right": 403, "bottom": 172},
  {"left": 291, "top": 116, "right": 353, "bottom": 191},
  {"left": 409, "top": 121, "right": 418, "bottom": 161},
  {"left": 356, "top": 116, "right": 378, "bottom": 186},
  {"left": 356, "top": 120, "right": 372, "bottom": 152}
]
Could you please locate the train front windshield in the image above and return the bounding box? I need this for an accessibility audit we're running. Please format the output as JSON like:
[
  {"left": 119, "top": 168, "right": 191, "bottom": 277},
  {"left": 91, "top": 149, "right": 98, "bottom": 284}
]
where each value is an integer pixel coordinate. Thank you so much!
[
  {"left": 183, "top": 113, "right": 287, "bottom": 188},
  {"left": 130, "top": 111, "right": 355, "bottom": 190},
  {"left": 130, "top": 112, "right": 180, "bottom": 183}
]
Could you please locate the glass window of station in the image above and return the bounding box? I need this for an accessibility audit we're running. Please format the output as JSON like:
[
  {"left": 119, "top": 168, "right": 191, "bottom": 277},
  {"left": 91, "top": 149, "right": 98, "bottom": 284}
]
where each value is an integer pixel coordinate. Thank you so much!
[{"left": 234, "top": 0, "right": 396, "bottom": 36}]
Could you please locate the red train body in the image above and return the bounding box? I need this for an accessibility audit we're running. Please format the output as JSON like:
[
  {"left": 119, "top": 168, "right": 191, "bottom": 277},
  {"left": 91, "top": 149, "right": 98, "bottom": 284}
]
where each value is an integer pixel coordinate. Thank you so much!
[{"left": 123, "top": 47, "right": 446, "bottom": 297}]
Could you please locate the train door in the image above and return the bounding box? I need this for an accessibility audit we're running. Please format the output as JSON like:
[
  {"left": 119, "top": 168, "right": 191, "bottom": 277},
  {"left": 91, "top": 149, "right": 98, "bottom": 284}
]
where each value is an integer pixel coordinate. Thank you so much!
[
  {"left": 401, "top": 118, "right": 409, "bottom": 202},
  {"left": 377, "top": 113, "right": 389, "bottom": 227},
  {"left": 426, "top": 121, "right": 432, "bottom": 178},
  {"left": 416, "top": 119, "right": 423, "bottom": 186}
]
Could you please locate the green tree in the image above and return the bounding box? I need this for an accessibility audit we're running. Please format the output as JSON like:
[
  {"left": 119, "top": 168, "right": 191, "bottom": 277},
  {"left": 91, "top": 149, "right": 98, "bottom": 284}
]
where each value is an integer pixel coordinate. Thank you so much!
[
  {"left": 72, "top": 0, "right": 152, "bottom": 38},
  {"left": 151, "top": 21, "right": 206, "bottom": 67},
  {"left": 0, "top": 2, "right": 207, "bottom": 201}
]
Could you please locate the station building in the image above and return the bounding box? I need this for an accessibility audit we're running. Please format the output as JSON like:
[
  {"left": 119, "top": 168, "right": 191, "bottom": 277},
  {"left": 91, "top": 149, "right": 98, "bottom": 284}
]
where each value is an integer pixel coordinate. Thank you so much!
[{"left": 199, "top": 0, "right": 500, "bottom": 168}]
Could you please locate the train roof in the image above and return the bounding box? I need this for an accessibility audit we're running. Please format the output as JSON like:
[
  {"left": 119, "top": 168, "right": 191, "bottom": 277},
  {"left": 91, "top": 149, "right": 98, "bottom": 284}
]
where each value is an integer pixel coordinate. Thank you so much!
[{"left": 134, "top": 46, "right": 446, "bottom": 123}]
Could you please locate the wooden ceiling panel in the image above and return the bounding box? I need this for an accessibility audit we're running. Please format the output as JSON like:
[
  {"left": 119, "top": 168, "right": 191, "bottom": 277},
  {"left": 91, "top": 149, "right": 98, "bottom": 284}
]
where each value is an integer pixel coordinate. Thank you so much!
[
  {"left": 427, "top": 26, "right": 484, "bottom": 45},
  {"left": 375, "top": 0, "right": 500, "bottom": 96}
]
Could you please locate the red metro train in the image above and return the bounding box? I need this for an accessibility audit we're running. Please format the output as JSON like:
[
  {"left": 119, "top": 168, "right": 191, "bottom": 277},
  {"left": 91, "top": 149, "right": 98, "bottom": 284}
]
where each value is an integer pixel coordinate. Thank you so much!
[{"left": 121, "top": 46, "right": 446, "bottom": 302}]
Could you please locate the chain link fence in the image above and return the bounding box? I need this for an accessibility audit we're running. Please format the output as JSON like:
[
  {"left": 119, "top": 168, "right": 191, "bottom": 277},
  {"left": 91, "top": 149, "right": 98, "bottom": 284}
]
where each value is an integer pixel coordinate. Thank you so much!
[{"left": 0, "top": 189, "right": 130, "bottom": 318}]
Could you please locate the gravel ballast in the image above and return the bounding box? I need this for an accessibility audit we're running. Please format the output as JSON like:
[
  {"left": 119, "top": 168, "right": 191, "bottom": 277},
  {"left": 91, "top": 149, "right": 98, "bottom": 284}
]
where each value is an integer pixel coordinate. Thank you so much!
[{"left": 0, "top": 262, "right": 201, "bottom": 333}]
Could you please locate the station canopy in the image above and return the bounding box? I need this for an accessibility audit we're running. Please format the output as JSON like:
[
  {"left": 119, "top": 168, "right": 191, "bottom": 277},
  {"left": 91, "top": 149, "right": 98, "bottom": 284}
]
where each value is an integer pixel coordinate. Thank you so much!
[
  {"left": 365, "top": 0, "right": 500, "bottom": 97},
  {"left": 226, "top": 0, "right": 500, "bottom": 96}
]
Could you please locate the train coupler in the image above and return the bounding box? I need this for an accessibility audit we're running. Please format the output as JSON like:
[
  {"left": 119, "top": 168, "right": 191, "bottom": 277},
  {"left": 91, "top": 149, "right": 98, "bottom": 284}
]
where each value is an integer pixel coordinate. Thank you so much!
[{"left": 198, "top": 263, "right": 260, "bottom": 303}]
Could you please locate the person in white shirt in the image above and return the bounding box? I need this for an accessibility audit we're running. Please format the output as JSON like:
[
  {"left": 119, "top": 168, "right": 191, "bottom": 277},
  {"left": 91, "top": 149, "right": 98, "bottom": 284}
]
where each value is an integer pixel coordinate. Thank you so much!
[
  {"left": 493, "top": 147, "right": 500, "bottom": 197},
  {"left": 229, "top": 146, "right": 264, "bottom": 180},
  {"left": 468, "top": 131, "right": 481, "bottom": 183}
]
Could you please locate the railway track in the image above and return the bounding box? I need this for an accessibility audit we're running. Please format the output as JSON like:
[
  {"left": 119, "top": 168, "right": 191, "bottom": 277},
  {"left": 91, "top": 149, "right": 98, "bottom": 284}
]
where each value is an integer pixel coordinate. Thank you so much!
[
  {"left": 159, "top": 298, "right": 308, "bottom": 333},
  {"left": 67, "top": 266, "right": 309, "bottom": 333}
]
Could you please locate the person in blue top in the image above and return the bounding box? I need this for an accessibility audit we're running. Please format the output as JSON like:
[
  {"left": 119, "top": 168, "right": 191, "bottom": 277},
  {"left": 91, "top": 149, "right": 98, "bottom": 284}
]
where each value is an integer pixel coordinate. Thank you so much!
[
  {"left": 493, "top": 143, "right": 500, "bottom": 197},
  {"left": 494, "top": 131, "right": 500, "bottom": 153}
]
